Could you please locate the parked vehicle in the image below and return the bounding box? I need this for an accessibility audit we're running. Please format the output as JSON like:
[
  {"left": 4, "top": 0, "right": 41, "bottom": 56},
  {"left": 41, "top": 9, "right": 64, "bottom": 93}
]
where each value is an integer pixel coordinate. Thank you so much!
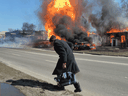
[
  {"left": 73, "top": 42, "right": 96, "bottom": 50},
  {"left": 73, "top": 42, "right": 90, "bottom": 50}
]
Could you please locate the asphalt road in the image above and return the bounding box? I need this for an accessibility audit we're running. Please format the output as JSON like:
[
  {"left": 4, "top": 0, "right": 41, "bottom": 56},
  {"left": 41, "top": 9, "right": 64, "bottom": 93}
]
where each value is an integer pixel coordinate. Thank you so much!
[{"left": 0, "top": 48, "right": 128, "bottom": 96}]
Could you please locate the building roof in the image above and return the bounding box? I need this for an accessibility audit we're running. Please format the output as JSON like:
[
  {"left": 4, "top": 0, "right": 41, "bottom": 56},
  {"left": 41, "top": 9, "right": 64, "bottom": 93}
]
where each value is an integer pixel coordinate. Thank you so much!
[
  {"left": 0, "top": 31, "right": 7, "bottom": 35},
  {"left": 106, "top": 31, "right": 128, "bottom": 34}
]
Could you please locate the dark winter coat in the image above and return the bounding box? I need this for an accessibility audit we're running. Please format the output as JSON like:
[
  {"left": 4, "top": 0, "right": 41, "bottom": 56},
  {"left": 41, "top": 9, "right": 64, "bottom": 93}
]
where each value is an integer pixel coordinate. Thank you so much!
[{"left": 52, "top": 39, "right": 80, "bottom": 75}]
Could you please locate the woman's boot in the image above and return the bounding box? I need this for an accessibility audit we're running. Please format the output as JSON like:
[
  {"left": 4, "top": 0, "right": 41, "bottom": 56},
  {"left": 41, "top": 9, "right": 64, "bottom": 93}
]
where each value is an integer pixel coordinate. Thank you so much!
[{"left": 74, "top": 82, "right": 82, "bottom": 92}]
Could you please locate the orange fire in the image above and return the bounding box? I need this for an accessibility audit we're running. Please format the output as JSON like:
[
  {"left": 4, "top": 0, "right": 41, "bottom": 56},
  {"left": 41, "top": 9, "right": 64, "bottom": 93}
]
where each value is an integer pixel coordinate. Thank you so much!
[
  {"left": 87, "top": 31, "right": 90, "bottom": 37},
  {"left": 107, "top": 27, "right": 128, "bottom": 33},
  {"left": 90, "top": 44, "right": 96, "bottom": 50},
  {"left": 110, "top": 35, "right": 114, "bottom": 43},
  {"left": 121, "top": 35, "right": 126, "bottom": 43},
  {"left": 43, "top": 0, "right": 91, "bottom": 40},
  {"left": 86, "top": 44, "right": 90, "bottom": 47},
  {"left": 80, "top": 26, "right": 94, "bottom": 37},
  {"left": 88, "top": 32, "right": 96, "bottom": 37},
  {"left": 44, "top": 0, "right": 76, "bottom": 39}
]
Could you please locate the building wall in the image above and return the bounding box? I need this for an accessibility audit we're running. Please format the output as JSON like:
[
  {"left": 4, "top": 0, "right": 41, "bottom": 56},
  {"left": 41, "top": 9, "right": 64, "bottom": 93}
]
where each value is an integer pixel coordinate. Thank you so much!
[
  {"left": 33, "top": 31, "right": 48, "bottom": 41},
  {"left": 5, "top": 30, "right": 22, "bottom": 38},
  {"left": 0, "top": 31, "right": 7, "bottom": 38},
  {"left": 106, "top": 32, "right": 128, "bottom": 48}
]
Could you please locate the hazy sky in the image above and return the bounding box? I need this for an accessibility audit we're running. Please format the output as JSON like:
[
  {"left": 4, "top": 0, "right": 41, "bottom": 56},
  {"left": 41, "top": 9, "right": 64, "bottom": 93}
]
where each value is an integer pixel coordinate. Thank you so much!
[{"left": 0, "top": 0, "right": 120, "bottom": 32}]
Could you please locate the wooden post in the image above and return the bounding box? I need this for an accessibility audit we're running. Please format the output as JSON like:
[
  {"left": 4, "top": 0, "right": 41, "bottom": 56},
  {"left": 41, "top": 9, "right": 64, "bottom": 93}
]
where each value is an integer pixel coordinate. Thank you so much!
[{"left": 126, "top": 32, "right": 127, "bottom": 47}]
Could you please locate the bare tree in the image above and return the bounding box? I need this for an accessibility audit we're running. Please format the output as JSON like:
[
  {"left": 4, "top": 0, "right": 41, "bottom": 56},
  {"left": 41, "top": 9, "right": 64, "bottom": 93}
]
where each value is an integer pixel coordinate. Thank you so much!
[
  {"left": 121, "top": 0, "right": 128, "bottom": 17},
  {"left": 22, "top": 23, "right": 29, "bottom": 31},
  {"left": 8, "top": 28, "right": 14, "bottom": 32},
  {"left": 22, "top": 22, "right": 36, "bottom": 36}
]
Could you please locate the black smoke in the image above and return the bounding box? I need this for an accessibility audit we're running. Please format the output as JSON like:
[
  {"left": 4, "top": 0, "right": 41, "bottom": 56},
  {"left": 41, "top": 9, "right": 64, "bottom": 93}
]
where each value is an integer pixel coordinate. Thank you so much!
[
  {"left": 39, "top": 0, "right": 128, "bottom": 44},
  {"left": 89, "top": 0, "right": 128, "bottom": 36},
  {"left": 39, "top": 0, "right": 92, "bottom": 44},
  {"left": 53, "top": 15, "right": 91, "bottom": 44}
]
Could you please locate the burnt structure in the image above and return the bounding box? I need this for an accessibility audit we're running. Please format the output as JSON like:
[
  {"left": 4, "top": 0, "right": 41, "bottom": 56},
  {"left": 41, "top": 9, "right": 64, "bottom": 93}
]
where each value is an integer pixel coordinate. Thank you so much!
[{"left": 106, "top": 32, "right": 128, "bottom": 48}]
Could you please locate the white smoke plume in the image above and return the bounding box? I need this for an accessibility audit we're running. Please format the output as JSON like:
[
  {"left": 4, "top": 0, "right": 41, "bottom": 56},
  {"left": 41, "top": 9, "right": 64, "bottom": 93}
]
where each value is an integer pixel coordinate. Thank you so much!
[{"left": 0, "top": 37, "right": 32, "bottom": 48}]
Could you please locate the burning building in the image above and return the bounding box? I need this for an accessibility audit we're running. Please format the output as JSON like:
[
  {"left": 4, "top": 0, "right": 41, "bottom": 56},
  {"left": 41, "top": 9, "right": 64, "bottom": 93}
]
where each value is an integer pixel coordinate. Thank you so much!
[
  {"left": 105, "top": 28, "right": 128, "bottom": 48},
  {"left": 38, "top": 0, "right": 128, "bottom": 50},
  {"left": 87, "top": 0, "right": 128, "bottom": 49}
]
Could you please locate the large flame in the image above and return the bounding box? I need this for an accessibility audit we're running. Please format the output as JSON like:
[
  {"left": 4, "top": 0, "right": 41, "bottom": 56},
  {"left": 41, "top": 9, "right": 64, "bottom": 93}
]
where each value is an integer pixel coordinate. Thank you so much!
[
  {"left": 44, "top": 0, "right": 75, "bottom": 39},
  {"left": 107, "top": 27, "right": 128, "bottom": 33}
]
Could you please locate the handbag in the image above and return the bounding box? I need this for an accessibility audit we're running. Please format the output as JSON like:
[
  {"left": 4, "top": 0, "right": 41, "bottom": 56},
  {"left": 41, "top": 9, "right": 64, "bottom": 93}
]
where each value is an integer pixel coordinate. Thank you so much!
[{"left": 54, "top": 71, "right": 77, "bottom": 87}]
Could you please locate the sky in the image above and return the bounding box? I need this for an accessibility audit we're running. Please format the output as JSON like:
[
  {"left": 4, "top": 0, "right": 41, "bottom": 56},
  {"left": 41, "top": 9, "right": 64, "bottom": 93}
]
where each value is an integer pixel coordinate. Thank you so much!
[
  {"left": 0, "top": 0, "right": 44, "bottom": 31},
  {"left": 0, "top": 0, "right": 120, "bottom": 32}
]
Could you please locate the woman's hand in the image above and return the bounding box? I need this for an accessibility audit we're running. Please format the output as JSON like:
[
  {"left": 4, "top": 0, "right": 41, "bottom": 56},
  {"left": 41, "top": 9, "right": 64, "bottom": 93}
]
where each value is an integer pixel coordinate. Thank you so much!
[{"left": 62, "top": 63, "right": 66, "bottom": 69}]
